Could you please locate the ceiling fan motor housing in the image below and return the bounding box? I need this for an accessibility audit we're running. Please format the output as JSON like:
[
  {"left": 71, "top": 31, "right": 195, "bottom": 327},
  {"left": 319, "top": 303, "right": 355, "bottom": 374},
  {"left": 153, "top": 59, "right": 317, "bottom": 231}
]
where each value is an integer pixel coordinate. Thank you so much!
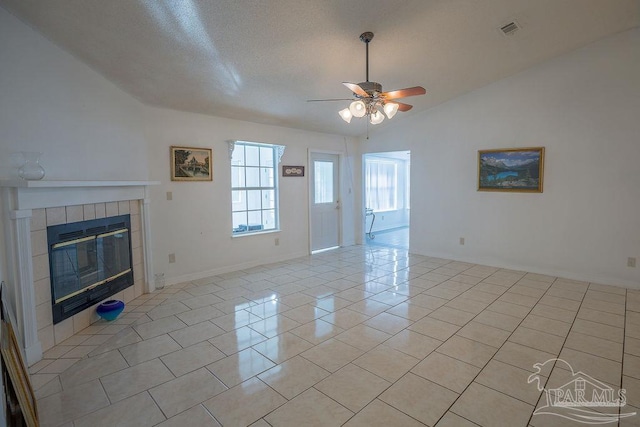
[{"left": 356, "top": 81, "right": 383, "bottom": 97}]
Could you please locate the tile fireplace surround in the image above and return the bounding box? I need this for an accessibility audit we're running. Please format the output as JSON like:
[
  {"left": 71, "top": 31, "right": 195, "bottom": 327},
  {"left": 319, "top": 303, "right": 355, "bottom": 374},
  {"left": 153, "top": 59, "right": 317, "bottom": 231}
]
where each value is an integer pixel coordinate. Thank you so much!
[{"left": 0, "top": 180, "right": 158, "bottom": 366}]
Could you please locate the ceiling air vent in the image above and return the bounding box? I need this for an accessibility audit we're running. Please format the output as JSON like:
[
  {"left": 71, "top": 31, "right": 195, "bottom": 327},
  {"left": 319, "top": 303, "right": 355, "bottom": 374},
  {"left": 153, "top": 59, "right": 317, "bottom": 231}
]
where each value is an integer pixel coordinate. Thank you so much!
[{"left": 499, "top": 21, "right": 520, "bottom": 36}]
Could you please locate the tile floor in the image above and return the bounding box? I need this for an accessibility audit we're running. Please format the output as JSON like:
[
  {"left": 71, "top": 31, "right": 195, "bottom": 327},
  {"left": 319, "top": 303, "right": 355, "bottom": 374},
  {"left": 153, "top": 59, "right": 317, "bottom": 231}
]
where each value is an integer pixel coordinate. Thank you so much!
[
  {"left": 30, "top": 245, "right": 640, "bottom": 427},
  {"left": 366, "top": 226, "right": 409, "bottom": 250}
]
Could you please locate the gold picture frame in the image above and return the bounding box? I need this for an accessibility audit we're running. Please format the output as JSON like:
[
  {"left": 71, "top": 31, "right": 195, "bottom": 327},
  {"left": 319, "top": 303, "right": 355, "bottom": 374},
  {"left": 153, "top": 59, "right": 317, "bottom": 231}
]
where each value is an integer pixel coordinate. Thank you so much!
[
  {"left": 170, "top": 146, "right": 212, "bottom": 181},
  {"left": 1, "top": 287, "right": 39, "bottom": 427},
  {"left": 478, "top": 147, "right": 545, "bottom": 193}
]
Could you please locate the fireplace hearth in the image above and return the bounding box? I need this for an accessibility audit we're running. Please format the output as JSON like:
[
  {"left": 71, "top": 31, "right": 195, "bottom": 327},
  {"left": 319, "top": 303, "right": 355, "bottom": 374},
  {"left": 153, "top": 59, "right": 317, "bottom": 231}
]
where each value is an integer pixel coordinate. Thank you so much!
[{"left": 47, "top": 214, "right": 134, "bottom": 324}]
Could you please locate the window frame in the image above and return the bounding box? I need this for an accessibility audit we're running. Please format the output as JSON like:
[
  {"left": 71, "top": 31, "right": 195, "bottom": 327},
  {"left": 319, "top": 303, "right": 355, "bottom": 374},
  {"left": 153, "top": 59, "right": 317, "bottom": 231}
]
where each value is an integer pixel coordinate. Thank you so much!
[{"left": 231, "top": 141, "right": 280, "bottom": 236}]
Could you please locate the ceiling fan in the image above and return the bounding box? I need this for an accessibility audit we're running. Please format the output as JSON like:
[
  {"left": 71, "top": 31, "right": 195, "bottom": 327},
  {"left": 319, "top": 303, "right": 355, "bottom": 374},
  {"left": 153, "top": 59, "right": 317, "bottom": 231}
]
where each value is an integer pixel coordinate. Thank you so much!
[{"left": 308, "top": 31, "right": 426, "bottom": 125}]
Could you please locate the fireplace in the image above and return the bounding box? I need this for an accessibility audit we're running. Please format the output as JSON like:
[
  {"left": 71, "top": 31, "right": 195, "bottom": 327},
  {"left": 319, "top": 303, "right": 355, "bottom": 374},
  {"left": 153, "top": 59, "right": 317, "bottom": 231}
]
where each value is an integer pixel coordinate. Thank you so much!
[
  {"left": 0, "top": 179, "right": 157, "bottom": 366},
  {"left": 47, "top": 214, "right": 134, "bottom": 324}
]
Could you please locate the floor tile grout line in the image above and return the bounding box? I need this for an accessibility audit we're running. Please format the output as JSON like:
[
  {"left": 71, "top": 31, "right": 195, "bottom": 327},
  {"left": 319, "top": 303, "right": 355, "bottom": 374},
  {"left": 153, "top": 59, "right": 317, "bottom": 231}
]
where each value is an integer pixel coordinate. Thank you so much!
[
  {"left": 524, "top": 276, "right": 589, "bottom": 426},
  {"left": 340, "top": 263, "right": 538, "bottom": 425},
  {"left": 425, "top": 272, "right": 560, "bottom": 426}
]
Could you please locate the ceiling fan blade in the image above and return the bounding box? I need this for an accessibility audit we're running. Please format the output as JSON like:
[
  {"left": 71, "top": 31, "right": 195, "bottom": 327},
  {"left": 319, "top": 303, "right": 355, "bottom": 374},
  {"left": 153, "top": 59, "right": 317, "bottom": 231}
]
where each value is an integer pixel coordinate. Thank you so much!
[
  {"left": 307, "top": 98, "right": 354, "bottom": 102},
  {"left": 343, "top": 82, "right": 370, "bottom": 98},
  {"left": 395, "top": 102, "right": 413, "bottom": 112},
  {"left": 382, "top": 86, "right": 426, "bottom": 100}
]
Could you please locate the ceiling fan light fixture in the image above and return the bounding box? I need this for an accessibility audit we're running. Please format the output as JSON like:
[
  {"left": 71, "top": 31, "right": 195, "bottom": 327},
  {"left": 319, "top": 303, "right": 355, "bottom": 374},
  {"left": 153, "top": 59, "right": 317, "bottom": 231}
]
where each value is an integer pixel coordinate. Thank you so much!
[
  {"left": 310, "top": 32, "right": 425, "bottom": 127},
  {"left": 370, "top": 109, "right": 385, "bottom": 125},
  {"left": 384, "top": 102, "right": 399, "bottom": 119},
  {"left": 338, "top": 108, "right": 353, "bottom": 123},
  {"left": 349, "top": 100, "right": 367, "bottom": 118}
]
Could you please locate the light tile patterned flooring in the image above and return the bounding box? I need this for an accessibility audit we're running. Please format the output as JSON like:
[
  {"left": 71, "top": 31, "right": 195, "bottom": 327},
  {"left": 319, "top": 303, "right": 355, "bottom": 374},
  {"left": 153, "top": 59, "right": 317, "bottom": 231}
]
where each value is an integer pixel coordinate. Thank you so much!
[
  {"left": 366, "top": 226, "right": 409, "bottom": 250},
  {"left": 31, "top": 246, "right": 640, "bottom": 426}
]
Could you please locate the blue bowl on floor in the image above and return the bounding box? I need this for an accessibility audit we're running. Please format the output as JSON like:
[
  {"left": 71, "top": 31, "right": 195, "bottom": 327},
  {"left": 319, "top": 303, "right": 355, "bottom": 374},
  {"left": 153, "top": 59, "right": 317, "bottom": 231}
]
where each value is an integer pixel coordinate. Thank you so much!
[{"left": 96, "top": 299, "right": 125, "bottom": 321}]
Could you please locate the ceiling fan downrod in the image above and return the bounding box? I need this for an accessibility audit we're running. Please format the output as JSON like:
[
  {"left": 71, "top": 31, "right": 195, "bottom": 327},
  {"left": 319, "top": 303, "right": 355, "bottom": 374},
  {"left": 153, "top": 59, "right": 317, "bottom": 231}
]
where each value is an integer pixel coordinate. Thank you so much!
[{"left": 360, "top": 32, "right": 374, "bottom": 83}]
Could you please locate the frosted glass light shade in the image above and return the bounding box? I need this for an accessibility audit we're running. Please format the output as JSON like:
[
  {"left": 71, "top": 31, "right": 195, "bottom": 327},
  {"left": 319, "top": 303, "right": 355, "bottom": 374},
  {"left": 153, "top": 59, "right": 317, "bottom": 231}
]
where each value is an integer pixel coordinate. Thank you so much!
[
  {"left": 338, "top": 108, "right": 352, "bottom": 123},
  {"left": 384, "top": 102, "right": 399, "bottom": 119},
  {"left": 349, "top": 100, "right": 366, "bottom": 118},
  {"left": 370, "top": 109, "right": 385, "bottom": 124}
]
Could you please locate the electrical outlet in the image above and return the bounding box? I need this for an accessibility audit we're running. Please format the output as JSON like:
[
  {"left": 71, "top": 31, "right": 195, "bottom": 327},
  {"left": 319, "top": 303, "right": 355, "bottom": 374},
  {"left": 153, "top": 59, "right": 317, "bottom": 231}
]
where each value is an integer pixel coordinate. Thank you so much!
[
  {"left": 459, "top": 237, "right": 465, "bottom": 245},
  {"left": 628, "top": 257, "right": 636, "bottom": 268},
  {"left": 168, "top": 253, "right": 176, "bottom": 263},
  {"left": 275, "top": 238, "right": 280, "bottom": 246},
  {"left": 166, "top": 191, "right": 173, "bottom": 201}
]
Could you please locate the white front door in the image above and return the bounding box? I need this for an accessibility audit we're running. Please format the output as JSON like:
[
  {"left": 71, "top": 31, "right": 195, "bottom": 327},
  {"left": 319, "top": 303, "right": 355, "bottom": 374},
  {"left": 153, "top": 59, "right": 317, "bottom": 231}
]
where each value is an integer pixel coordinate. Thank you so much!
[{"left": 310, "top": 152, "right": 340, "bottom": 252}]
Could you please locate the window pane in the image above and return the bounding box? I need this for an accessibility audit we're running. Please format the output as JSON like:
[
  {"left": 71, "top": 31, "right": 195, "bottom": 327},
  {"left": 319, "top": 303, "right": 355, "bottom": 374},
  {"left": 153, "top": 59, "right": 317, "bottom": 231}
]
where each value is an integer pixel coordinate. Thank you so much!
[
  {"left": 232, "top": 212, "right": 247, "bottom": 231},
  {"left": 260, "top": 167, "right": 274, "bottom": 187},
  {"left": 246, "top": 167, "right": 260, "bottom": 187},
  {"left": 314, "top": 161, "right": 334, "bottom": 204},
  {"left": 231, "top": 165, "right": 244, "bottom": 188},
  {"left": 245, "top": 146, "right": 260, "bottom": 166},
  {"left": 247, "top": 211, "right": 262, "bottom": 227},
  {"left": 262, "top": 210, "right": 276, "bottom": 230},
  {"left": 247, "top": 190, "right": 262, "bottom": 210},
  {"left": 262, "top": 190, "right": 275, "bottom": 209},
  {"left": 231, "top": 145, "right": 245, "bottom": 166},
  {"left": 365, "top": 160, "right": 398, "bottom": 211},
  {"left": 260, "top": 147, "right": 274, "bottom": 167},
  {"left": 232, "top": 190, "right": 246, "bottom": 211}
]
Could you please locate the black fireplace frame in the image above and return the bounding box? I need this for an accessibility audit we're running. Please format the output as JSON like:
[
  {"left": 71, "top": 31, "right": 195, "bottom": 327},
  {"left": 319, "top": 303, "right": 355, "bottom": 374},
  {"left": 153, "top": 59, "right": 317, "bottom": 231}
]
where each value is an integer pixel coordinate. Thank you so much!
[{"left": 47, "top": 214, "right": 134, "bottom": 324}]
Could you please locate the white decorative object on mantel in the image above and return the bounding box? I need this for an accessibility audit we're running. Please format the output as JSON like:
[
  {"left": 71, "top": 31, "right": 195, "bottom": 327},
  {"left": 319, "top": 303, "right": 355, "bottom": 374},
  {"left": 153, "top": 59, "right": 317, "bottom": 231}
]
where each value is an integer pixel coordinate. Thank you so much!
[
  {"left": 17, "top": 151, "right": 46, "bottom": 181},
  {"left": 0, "top": 180, "right": 159, "bottom": 366}
]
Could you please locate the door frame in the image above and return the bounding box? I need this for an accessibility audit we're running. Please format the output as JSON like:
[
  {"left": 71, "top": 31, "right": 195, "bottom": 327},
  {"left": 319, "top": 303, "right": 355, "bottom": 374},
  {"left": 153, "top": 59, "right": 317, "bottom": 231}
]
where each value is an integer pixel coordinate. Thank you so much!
[
  {"left": 362, "top": 150, "right": 412, "bottom": 247},
  {"left": 308, "top": 149, "right": 344, "bottom": 254}
]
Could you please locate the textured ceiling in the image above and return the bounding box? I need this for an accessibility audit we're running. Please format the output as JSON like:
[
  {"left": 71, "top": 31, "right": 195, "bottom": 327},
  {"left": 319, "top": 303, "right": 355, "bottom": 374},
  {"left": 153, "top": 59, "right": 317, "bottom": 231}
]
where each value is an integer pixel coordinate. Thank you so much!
[{"left": 1, "top": 0, "right": 639, "bottom": 137}]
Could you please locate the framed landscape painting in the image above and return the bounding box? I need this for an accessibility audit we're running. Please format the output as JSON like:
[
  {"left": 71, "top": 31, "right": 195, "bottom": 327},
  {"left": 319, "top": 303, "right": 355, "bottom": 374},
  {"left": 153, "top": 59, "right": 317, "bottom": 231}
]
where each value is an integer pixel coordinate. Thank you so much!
[
  {"left": 171, "top": 146, "right": 212, "bottom": 181},
  {"left": 478, "top": 147, "right": 544, "bottom": 192}
]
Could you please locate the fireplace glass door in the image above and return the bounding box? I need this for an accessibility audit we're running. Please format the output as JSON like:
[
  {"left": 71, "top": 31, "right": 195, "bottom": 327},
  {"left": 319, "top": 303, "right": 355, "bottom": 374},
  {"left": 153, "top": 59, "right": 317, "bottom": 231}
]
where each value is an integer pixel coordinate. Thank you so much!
[{"left": 50, "top": 229, "right": 131, "bottom": 303}]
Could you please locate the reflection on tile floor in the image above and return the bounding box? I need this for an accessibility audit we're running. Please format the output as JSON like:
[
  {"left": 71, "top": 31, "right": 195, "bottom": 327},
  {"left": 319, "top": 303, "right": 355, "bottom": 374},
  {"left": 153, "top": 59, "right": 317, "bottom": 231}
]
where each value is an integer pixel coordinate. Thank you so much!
[
  {"left": 366, "top": 226, "right": 409, "bottom": 250},
  {"left": 31, "top": 245, "right": 640, "bottom": 426}
]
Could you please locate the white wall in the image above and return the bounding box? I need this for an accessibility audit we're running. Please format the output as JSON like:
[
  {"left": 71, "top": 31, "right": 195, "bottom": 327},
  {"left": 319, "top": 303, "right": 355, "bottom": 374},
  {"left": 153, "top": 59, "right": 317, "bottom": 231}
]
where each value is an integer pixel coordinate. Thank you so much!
[
  {"left": 0, "top": 8, "right": 149, "bottom": 181},
  {"left": 0, "top": 7, "right": 359, "bottom": 293},
  {"left": 144, "top": 106, "right": 359, "bottom": 285},
  {"left": 363, "top": 28, "right": 640, "bottom": 287}
]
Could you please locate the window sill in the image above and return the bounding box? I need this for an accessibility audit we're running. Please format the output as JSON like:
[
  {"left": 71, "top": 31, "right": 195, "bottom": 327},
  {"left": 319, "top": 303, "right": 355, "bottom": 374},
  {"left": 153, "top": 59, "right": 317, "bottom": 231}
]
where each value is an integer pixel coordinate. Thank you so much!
[{"left": 231, "top": 229, "right": 281, "bottom": 238}]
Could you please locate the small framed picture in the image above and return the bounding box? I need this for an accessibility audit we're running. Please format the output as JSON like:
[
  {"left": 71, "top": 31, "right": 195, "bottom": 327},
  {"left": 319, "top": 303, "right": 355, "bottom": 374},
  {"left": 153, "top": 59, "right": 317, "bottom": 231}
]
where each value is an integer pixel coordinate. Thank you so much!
[
  {"left": 170, "top": 146, "right": 212, "bottom": 181},
  {"left": 478, "top": 147, "right": 544, "bottom": 192},
  {"left": 282, "top": 165, "right": 305, "bottom": 177}
]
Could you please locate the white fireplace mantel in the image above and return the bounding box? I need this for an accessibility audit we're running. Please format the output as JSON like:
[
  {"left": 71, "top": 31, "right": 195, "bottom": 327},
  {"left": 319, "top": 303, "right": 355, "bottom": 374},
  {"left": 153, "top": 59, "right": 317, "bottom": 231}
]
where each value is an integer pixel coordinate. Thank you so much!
[
  {"left": 0, "top": 180, "right": 159, "bottom": 210},
  {"left": 0, "top": 180, "right": 159, "bottom": 365}
]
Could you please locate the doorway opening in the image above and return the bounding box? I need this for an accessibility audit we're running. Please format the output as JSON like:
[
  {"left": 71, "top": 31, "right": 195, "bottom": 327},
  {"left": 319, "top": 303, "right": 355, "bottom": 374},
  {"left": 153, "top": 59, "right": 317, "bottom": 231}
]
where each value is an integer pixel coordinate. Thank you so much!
[{"left": 363, "top": 151, "right": 410, "bottom": 250}]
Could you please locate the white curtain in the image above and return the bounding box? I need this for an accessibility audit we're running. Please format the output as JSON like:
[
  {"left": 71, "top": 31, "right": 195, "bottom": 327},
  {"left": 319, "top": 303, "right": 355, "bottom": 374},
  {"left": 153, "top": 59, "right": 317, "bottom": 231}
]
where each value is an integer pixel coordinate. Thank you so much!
[{"left": 365, "top": 160, "right": 398, "bottom": 211}]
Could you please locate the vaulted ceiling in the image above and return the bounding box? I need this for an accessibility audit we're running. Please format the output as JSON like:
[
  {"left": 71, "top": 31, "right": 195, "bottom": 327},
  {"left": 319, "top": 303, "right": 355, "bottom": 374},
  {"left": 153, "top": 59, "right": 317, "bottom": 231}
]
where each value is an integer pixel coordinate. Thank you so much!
[{"left": 2, "top": 0, "right": 638, "bottom": 136}]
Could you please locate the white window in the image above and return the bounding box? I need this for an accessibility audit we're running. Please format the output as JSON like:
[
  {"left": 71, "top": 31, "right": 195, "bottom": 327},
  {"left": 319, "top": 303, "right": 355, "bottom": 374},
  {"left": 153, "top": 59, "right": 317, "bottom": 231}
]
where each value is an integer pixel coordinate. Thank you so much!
[
  {"left": 365, "top": 159, "right": 398, "bottom": 212},
  {"left": 231, "top": 141, "right": 279, "bottom": 235}
]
